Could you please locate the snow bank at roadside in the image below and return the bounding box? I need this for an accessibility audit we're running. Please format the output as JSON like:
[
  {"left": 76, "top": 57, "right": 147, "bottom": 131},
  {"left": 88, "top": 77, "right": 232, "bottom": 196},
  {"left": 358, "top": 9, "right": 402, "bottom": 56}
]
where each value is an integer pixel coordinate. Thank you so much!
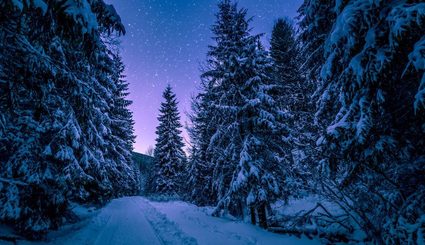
[
  {"left": 272, "top": 195, "right": 344, "bottom": 217},
  {"left": 270, "top": 195, "right": 367, "bottom": 243},
  {"left": 150, "top": 200, "right": 321, "bottom": 245}
]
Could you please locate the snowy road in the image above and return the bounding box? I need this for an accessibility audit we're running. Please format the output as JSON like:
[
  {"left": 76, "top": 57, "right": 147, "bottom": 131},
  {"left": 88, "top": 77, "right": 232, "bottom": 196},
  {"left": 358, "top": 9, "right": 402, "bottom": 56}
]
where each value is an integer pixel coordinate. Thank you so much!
[
  {"left": 61, "top": 197, "right": 163, "bottom": 245},
  {"left": 16, "top": 197, "right": 320, "bottom": 245}
]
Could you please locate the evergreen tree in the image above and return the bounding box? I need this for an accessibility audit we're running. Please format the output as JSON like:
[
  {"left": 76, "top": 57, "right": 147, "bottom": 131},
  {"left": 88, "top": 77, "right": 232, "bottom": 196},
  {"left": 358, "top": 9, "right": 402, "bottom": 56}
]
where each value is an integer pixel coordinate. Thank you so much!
[
  {"left": 270, "top": 18, "right": 317, "bottom": 198},
  {"left": 187, "top": 1, "right": 245, "bottom": 209},
  {"left": 153, "top": 85, "right": 186, "bottom": 196},
  {"left": 0, "top": 0, "right": 138, "bottom": 238},
  {"left": 186, "top": 81, "right": 218, "bottom": 205},
  {"left": 298, "top": 0, "right": 336, "bottom": 84},
  {"left": 202, "top": 0, "right": 250, "bottom": 213},
  {"left": 195, "top": 0, "right": 286, "bottom": 228},
  {"left": 108, "top": 52, "right": 140, "bottom": 196},
  {"left": 300, "top": 1, "right": 425, "bottom": 243},
  {"left": 270, "top": 18, "right": 301, "bottom": 84}
]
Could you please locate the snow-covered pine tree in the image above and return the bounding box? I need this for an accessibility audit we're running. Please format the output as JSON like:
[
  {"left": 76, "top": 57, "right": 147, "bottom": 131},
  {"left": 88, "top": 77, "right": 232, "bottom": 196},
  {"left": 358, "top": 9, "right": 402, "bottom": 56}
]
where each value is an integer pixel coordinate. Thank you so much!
[
  {"left": 223, "top": 41, "right": 287, "bottom": 228},
  {"left": 269, "top": 18, "right": 318, "bottom": 199},
  {"left": 107, "top": 51, "right": 140, "bottom": 196},
  {"left": 298, "top": 0, "right": 336, "bottom": 84},
  {"left": 153, "top": 85, "right": 186, "bottom": 196},
  {"left": 186, "top": 81, "right": 217, "bottom": 206},
  {"left": 201, "top": 0, "right": 251, "bottom": 215},
  {"left": 199, "top": 0, "right": 286, "bottom": 228},
  {"left": 300, "top": 0, "right": 425, "bottom": 243},
  {"left": 187, "top": 0, "right": 244, "bottom": 209},
  {"left": 270, "top": 18, "right": 301, "bottom": 84},
  {"left": 0, "top": 0, "right": 138, "bottom": 238}
]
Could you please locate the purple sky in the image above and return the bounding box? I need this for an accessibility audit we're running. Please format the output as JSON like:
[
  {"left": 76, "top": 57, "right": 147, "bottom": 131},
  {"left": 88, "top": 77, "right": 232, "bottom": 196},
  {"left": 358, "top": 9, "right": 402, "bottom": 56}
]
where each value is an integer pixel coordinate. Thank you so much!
[{"left": 106, "top": 0, "right": 303, "bottom": 154}]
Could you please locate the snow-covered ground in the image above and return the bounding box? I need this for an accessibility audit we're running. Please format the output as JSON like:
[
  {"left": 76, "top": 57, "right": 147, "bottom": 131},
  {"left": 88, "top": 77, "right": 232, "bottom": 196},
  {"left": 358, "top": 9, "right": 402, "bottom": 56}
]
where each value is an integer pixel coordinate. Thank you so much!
[
  {"left": 150, "top": 200, "right": 321, "bottom": 245},
  {"left": 2, "top": 196, "right": 321, "bottom": 245},
  {"left": 272, "top": 194, "right": 344, "bottom": 217}
]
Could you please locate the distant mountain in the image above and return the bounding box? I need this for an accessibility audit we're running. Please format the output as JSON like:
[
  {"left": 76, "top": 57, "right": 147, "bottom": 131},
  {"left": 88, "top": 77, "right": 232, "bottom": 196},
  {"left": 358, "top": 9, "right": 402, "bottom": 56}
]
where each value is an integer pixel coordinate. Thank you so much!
[
  {"left": 132, "top": 152, "right": 154, "bottom": 171},
  {"left": 132, "top": 152, "right": 154, "bottom": 193}
]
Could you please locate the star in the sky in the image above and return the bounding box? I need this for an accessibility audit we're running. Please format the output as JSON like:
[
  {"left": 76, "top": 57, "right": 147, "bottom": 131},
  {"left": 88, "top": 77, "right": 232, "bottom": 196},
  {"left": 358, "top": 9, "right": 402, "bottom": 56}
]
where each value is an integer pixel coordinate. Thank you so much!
[{"left": 106, "top": 0, "right": 303, "bottom": 153}]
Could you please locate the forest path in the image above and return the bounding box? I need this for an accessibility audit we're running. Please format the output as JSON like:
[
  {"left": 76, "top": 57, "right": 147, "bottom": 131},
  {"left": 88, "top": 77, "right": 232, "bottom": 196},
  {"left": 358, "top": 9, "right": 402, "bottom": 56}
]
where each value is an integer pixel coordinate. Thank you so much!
[
  {"left": 16, "top": 197, "right": 320, "bottom": 245},
  {"left": 70, "top": 197, "right": 164, "bottom": 245},
  {"left": 18, "top": 197, "right": 194, "bottom": 245}
]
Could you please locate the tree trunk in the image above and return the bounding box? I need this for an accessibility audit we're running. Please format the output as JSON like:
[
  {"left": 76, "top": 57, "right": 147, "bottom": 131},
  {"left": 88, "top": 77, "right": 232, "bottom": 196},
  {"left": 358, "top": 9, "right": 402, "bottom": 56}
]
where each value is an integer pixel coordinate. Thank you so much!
[
  {"left": 266, "top": 203, "right": 273, "bottom": 216},
  {"left": 258, "top": 203, "right": 268, "bottom": 228},
  {"left": 250, "top": 206, "right": 256, "bottom": 225}
]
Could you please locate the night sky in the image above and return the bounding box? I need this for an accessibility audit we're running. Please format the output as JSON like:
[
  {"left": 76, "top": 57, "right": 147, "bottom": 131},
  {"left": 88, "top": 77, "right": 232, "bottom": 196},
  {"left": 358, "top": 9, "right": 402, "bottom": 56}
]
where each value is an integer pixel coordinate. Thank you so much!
[{"left": 106, "top": 0, "right": 303, "bottom": 153}]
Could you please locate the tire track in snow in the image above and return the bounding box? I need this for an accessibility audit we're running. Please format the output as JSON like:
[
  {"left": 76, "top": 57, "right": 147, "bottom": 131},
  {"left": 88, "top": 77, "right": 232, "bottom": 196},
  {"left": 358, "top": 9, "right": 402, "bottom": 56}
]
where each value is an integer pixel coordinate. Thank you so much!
[{"left": 136, "top": 198, "right": 198, "bottom": 245}]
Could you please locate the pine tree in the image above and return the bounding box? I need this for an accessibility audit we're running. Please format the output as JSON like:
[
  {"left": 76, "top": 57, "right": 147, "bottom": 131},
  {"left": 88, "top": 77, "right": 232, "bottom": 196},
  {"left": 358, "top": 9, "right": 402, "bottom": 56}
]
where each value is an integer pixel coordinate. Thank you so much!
[
  {"left": 0, "top": 0, "right": 138, "bottom": 238},
  {"left": 220, "top": 42, "right": 286, "bottom": 228},
  {"left": 299, "top": 1, "right": 425, "bottom": 243},
  {"left": 187, "top": 81, "right": 217, "bottom": 205},
  {"left": 270, "top": 18, "right": 301, "bottom": 84},
  {"left": 153, "top": 85, "right": 186, "bottom": 196},
  {"left": 189, "top": 0, "right": 245, "bottom": 210},
  {"left": 200, "top": 0, "right": 250, "bottom": 213},
  {"left": 108, "top": 52, "right": 140, "bottom": 196},
  {"left": 195, "top": 0, "right": 286, "bottom": 227},
  {"left": 298, "top": 0, "right": 336, "bottom": 84},
  {"left": 270, "top": 18, "right": 317, "bottom": 199}
]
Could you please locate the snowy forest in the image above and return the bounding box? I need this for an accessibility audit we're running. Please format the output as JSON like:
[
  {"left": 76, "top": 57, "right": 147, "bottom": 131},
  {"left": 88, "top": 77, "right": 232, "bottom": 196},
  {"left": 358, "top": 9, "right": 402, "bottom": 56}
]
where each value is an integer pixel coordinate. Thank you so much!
[{"left": 0, "top": 0, "right": 424, "bottom": 244}]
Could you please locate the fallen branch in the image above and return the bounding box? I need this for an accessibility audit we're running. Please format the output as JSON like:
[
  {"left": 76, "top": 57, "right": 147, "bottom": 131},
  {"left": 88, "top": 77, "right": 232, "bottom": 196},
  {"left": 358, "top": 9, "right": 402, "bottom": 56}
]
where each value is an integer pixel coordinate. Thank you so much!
[
  {"left": 0, "top": 235, "right": 23, "bottom": 245},
  {"left": 268, "top": 226, "right": 350, "bottom": 243},
  {"left": 0, "top": 178, "right": 28, "bottom": 186},
  {"left": 269, "top": 202, "right": 355, "bottom": 243}
]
